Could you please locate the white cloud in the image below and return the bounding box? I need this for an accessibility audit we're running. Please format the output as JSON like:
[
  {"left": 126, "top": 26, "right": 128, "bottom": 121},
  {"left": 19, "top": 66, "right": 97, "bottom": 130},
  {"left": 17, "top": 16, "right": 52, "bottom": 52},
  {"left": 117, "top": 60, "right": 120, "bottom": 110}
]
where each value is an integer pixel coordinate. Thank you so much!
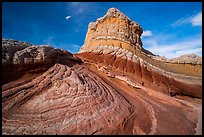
[
  {"left": 65, "top": 15, "right": 72, "bottom": 20},
  {"left": 142, "top": 30, "right": 153, "bottom": 37},
  {"left": 143, "top": 36, "right": 202, "bottom": 59},
  {"left": 175, "top": 48, "right": 202, "bottom": 55},
  {"left": 171, "top": 16, "right": 191, "bottom": 27},
  {"left": 171, "top": 11, "right": 202, "bottom": 27},
  {"left": 191, "top": 12, "right": 202, "bottom": 26}
]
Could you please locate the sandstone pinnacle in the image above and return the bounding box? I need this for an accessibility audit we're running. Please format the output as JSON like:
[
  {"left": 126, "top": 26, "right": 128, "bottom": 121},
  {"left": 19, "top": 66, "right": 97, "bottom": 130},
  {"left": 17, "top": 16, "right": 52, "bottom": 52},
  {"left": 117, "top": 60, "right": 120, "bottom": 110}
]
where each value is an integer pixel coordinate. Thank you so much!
[{"left": 80, "top": 7, "right": 143, "bottom": 53}]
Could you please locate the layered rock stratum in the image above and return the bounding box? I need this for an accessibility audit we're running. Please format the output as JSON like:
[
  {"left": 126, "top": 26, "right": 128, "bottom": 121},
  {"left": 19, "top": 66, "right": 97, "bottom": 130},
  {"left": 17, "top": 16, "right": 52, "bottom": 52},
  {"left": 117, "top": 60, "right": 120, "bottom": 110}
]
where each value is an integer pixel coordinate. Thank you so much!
[{"left": 2, "top": 8, "right": 202, "bottom": 135}]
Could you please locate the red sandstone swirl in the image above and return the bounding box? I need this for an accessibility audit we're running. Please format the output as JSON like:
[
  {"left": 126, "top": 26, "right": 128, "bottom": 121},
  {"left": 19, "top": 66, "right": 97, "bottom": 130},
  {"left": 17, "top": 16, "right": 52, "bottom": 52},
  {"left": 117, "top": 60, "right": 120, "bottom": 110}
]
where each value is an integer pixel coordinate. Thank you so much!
[
  {"left": 3, "top": 63, "right": 134, "bottom": 134},
  {"left": 2, "top": 62, "right": 201, "bottom": 135},
  {"left": 3, "top": 63, "right": 201, "bottom": 135}
]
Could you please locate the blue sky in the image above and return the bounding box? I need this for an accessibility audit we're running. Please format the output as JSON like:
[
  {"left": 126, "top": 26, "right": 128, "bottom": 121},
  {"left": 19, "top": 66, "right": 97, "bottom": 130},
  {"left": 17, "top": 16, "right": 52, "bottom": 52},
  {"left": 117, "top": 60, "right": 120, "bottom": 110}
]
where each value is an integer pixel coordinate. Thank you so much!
[{"left": 2, "top": 2, "right": 202, "bottom": 58}]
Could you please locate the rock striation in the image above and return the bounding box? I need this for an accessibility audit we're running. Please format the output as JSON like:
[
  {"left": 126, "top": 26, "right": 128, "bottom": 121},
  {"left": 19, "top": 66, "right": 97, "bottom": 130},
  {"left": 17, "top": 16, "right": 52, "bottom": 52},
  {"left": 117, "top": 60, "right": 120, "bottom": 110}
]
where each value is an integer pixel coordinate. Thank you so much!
[
  {"left": 2, "top": 63, "right": 133, "bottom": 135},
  {"left": 2, "top": 7, "right": 202, "bottom": 135},
  {"left": 76, "top": 46, "right": 202, "bottom": 98}
]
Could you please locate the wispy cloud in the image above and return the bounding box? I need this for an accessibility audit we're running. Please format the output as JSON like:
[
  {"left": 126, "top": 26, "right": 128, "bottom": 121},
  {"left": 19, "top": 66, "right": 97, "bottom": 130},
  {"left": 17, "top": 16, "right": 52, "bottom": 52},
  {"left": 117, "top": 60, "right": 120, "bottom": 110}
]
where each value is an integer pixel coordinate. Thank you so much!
[
  {"left": 65, "top": 15, "right": 72, "bottom": 20},
  {"left": 72, "top": 44, "right": 81, "bottom": 48},
  {"left": 171, "top": 11, "right": 202, "bottom": 27},
  {"left": 143, "top": 36, "right": 202, "bottom": 59},
  {"left": 191, "top": 12, "right": 202, "bottom": 26},
  {"left": 142, "top": 30, "right": 153, "bottom": 37}
]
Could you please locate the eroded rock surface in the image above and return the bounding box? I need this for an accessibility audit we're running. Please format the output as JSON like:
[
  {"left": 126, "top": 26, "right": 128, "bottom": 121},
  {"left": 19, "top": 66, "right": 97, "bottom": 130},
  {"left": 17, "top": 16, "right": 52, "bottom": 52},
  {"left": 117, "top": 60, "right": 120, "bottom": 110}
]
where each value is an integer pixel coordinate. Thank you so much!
[
  {"left": 2, "top": 38, "right": 79, "bottom": 84},
  {"left": 2, "top": 38, "right": 76, "bottom": 66},
  {"left": 2, "top": 7, "right": 202, "bottom": 135}
]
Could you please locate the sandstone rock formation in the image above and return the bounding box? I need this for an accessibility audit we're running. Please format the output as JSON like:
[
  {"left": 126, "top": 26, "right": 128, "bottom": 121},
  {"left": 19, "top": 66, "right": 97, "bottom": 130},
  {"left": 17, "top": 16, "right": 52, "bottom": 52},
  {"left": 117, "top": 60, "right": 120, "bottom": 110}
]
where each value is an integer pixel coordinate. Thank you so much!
[
  {"left": 2, "top": 38, "right": 80, "bottom": 84},
  {"left": 80, "top": 8, "right": 143, "bottom": 53},
  {"left": 77, "top": 8, "right": 202, "bottom": 98},
  {"left": 2, "top": 8, "right": 202, "bottom": 135},
  {"left": 168, "top": 54, "right": 202, "bottom": 64}
]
